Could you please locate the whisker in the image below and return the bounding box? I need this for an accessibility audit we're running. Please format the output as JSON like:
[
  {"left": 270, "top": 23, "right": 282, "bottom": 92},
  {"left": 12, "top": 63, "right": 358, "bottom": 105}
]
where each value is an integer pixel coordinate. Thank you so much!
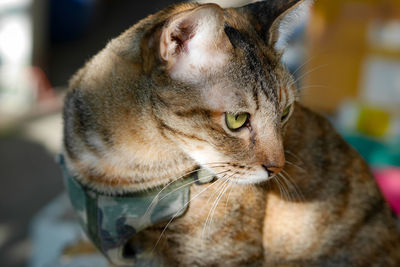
[
  {"left": 204, "top": 175, "right": 228, "bottom": 208},
  {"left": 201, "top": 175, "right": 228, "bottom": 226},
  {"left": 202, "top": 176, "right": 232, "bottom": 239},
  {"left": 285, "top": 150, "right": 304, "bottom": 165},
  {"left": 210, "top": 180, "right": 231, "bottom": 226},
  {"left": 288, "top": 64, "right": 328, "bottom": 88},
  {"left": 223, "top": 183, "right": 235, "bottom": 221},
  {"left": 201, "top": 161, "right": 231, "bottom": 166},
  {"left": 285, "top": 160, "right": 306, "bottom": 172},
  {"left": 277, "top": 173, "right": 295, "bottom": 202},
  {"left": 281, "top": 176, "right": 293, "bottom": 201},
  {"left": 291, "top": 56, "right": 315, "bottom": 77},
  {"left": 157, "top": 169, "right": 229, "bottom": 204},
  {"left": 144, "top": 168, "right": 201, "bottom": 216},
  {"left": 281, "top": 170, "right": 305, "bottom": 202},
  {"left": 273, "top": 175, "right": 288, "bottom": 200},
  {"left": 144, "top": 168, "right": 228, "bottom": 218},
  {"left": 208, "top": 177, "right": 232, "bottom": 225},
  {"left": 152, "top": 178, "right": 219, "bottom": 251},
  {"left": 298, "top": 84, "right": 330, "bottom": 90}
]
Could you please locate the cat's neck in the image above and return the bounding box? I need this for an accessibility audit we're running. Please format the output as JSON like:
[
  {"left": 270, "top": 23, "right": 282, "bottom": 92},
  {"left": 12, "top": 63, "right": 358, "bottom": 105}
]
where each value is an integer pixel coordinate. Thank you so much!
[{"left": 68, "top": 116, "right": 198, "bottom": 194}]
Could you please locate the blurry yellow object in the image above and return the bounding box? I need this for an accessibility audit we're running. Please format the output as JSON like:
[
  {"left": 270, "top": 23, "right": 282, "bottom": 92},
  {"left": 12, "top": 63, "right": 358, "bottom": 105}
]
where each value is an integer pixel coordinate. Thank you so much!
[
  {"left": 302, "top": 0, "right": 400, "bottom": 113},
  {"left": 357, "top": 106, "right": 390, "bottom": 138}
]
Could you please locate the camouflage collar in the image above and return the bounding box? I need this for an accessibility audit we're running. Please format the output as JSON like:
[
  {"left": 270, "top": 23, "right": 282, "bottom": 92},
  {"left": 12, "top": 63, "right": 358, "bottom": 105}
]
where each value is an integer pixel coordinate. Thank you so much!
[{"left": 58, "top": 155, "right": 214, "bottom": 266}]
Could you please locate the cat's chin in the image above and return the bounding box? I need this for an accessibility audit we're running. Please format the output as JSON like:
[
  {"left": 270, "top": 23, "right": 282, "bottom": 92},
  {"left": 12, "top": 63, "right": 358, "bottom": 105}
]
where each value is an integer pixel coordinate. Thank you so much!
[{"left": 230, "top": 174, "right": 271, "bottom": 185}]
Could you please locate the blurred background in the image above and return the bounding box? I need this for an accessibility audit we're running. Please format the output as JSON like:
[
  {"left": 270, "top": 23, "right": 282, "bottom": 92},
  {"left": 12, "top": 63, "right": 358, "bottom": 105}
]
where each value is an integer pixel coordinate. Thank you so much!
[{"left": 0, "top": 0, "right": 399, "bottom": 266}]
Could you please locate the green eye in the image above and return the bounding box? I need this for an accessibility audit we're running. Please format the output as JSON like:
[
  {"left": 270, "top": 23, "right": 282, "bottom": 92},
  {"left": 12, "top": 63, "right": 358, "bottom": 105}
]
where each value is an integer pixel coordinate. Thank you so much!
[
  {"left": 281, "top": 105, "right": 292, "bottom": 121},
  {"left": 225, "top": 113, "right": 249, "bottom": 131}
]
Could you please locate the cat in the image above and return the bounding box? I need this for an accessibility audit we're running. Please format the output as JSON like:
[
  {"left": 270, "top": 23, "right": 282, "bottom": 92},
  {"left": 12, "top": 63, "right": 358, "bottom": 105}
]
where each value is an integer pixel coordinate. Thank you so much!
[{"left": 62, "top": 0, "right": 400, "bottom": 266}]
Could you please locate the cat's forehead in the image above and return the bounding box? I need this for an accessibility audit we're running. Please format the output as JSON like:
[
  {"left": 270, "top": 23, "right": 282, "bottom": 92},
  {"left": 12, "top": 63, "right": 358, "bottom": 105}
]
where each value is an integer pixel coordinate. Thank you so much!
[
  {"left": 224, "top": 27, "right": 280, "bottom": 90},
  {"left": 217, "top": 9, "right": 289, "bottom": 100},
  {"left": 202, "top": 67, "right": 284, "bottom": 115},
  {"left": 202, "top": 80, "right": 252, "bottom": 112},
  {"left": 203, "top": 31, "right": 284, "bottom": 112}
]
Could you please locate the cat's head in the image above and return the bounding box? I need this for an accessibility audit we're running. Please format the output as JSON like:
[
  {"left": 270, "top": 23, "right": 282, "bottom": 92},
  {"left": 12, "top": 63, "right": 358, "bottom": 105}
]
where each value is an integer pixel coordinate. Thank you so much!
[
  {"left": 66, "top": 0, "right": 311, "bottom": 190},
  {"left": 132, "top": 0, "right": 310, "bottom": 185}
]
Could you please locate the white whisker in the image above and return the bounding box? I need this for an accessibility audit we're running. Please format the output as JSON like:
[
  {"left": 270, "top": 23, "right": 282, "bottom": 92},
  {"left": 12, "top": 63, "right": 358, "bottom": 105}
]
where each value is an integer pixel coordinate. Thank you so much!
[
  {"left": 202, "top": 176, "right": 232, "bottom": 239},
  {"left": 281, "top": 170, "right": 305, "bottom": 202},
  {"left": 201, "top": 176, "right": 228, "bottom": 230},
  {"left": 288, "top": 64, "right": 328, "bottom": 88},
  {"left": 157, "top": 170, "right": 229, "bottom": 204},
  {"left": 291, "top": 56, "right": 315, "bottom": 77},
  {"left": 277, "top": 173, "right": 295, "bottom": 201},
  {"left": 152, "top": 178, "right": 219, "bottom": 251},
  {"left": 144, "top": 167, "right": 228, "bottom": 218},
  {"left": 285, "top": 160, "right": 306, "bottom": 172},
  {"left": 285, "top": 150, "right": 304, "bottom": 165},
  {"left": 223, "top": 183, "right": 235, "bottom": 222},
  {"left": 273, "top": 175, "right": 288, "bottom": 200}
]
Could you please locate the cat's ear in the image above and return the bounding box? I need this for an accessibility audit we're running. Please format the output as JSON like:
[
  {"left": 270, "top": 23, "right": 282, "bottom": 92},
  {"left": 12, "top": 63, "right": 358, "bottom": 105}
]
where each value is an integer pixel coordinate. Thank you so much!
[
  {"left": 159, "top": 4, "right": 227, "bottom": 81},
  {"left": 236, "top": 0, "right": 312, "bottom": 48}
]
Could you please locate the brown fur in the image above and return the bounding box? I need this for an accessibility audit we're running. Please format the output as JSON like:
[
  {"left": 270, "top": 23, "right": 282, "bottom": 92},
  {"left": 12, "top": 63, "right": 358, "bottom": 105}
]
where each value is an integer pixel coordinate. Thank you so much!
[{"left": 63, "top": 1, "right": 400, "bottom": 266}]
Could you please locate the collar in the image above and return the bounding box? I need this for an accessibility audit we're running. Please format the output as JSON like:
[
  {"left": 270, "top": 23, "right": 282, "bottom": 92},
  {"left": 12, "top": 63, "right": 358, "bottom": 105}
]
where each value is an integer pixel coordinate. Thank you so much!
[{"left": 58, "top": 154, "right": 214, "bottom": 266}]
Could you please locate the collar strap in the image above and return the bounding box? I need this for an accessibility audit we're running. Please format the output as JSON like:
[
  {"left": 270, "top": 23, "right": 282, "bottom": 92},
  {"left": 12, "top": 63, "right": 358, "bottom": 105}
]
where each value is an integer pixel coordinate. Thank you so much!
[{"left": 58, "top": 155, "right": 214, "bottom": 266}]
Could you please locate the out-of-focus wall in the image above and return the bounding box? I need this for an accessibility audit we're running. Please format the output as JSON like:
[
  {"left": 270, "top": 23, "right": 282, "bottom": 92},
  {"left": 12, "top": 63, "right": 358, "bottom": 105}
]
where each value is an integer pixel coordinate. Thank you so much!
[
  {"left": 302, "top": 0, "right": 400, "bottom": 114},
  {"left": 302, "top": 0, "right": 400, "bottom": 168}
]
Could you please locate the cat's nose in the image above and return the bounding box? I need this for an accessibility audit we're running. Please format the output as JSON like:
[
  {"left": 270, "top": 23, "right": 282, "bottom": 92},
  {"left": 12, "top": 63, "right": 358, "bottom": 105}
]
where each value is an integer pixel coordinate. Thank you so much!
[{"left": 262, "top": 165, "right": 283, "bottom": 177}]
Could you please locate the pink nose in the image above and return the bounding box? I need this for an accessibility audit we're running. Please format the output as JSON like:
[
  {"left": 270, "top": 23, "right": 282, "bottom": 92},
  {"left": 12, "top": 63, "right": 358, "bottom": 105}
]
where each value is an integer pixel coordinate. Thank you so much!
[{"left": 262, "top": 165, "right": 283, "bottom": 176}]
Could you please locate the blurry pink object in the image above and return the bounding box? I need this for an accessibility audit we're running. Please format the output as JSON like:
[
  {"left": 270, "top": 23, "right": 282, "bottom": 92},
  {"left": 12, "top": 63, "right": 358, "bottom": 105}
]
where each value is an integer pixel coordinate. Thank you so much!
[{"left": 374, "top": 168, "right": 400, "bottom": 216}]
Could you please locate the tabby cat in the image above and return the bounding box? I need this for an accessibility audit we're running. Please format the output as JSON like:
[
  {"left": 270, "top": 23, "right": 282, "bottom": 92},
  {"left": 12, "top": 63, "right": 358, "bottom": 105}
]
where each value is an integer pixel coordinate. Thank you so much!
[{"left": 62, "top": 0, "right": 400, "bottom": 266}]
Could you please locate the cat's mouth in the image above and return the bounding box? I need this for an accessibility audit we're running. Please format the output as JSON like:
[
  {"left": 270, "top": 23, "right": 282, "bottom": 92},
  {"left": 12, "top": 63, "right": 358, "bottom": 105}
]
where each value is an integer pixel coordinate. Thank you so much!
[
  {"left": 230, "top": 175, "right": 271, "bottom": 185},
  {"left": 206, "top": 165, "right": 273, "bottom": 185}
]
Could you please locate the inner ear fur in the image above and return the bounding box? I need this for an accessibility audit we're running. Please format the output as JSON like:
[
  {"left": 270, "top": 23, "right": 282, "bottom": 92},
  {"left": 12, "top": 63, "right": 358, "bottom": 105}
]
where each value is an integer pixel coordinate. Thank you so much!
[
  {"left": 159, "top": 4, "right": 224, "bottom": 65},
  {"left": 235, "top": 0, "right": 306, "bottom": 46}
]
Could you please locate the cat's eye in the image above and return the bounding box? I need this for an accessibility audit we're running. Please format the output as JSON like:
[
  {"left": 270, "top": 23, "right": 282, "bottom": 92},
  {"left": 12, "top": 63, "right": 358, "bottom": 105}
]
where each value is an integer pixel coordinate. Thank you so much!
[
  {"left": 281, "top": 105, "right": 292, "bottom": 122},
  {"left": 225, "top": 113, "right": 249, "bottom": 131}
]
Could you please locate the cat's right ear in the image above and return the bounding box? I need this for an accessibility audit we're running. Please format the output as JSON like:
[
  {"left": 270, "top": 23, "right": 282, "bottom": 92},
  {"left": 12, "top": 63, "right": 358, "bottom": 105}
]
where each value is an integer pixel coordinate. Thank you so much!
[
  {"left": 159, "top": 4, "right": 228, "bottom": 81},
  {"left": 236, "top": 0, "right": 312, "bottom": 49}
]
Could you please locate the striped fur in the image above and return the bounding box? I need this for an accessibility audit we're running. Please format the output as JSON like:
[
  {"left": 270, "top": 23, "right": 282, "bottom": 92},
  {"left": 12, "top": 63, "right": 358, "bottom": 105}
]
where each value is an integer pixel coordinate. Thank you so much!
[{"left": 63, "top": 1, "right": 400, "bottom": 266}]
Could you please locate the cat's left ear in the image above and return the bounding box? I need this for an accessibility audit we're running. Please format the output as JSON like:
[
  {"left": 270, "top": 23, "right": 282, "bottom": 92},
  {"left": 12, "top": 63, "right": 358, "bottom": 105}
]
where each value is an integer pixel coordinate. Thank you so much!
[
  {"left": 159, "top": 4, "right": 227, "bottom": 81},
  {"left": 236, "top": 0, "right": 312, "bottom": 48}
]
